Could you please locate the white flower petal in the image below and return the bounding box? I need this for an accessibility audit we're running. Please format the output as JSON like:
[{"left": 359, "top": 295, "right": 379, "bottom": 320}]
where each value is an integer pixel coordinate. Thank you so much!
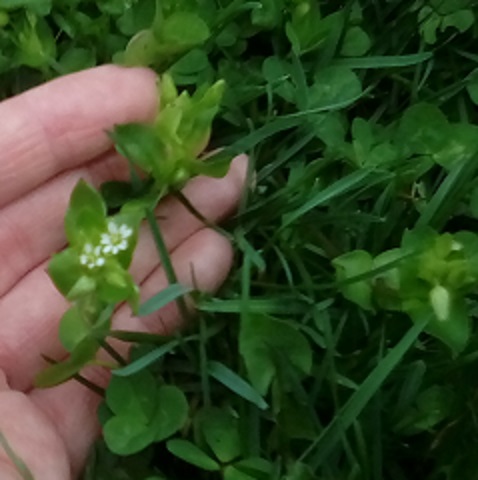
[
  {"left": 108, "top": 222, "right": 119, "bottom": 235},
  {"left": 100, "top": 233, "right": 110, "bottom": 245},
  {"left": 120, "top": 225, "right": 133, "bottom": 238}
]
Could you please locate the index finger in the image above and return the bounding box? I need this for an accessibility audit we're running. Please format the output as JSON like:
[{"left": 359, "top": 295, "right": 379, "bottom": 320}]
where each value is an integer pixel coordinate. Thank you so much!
[{"left": 0, "top": 65, "right": 158, "bottom": 209}]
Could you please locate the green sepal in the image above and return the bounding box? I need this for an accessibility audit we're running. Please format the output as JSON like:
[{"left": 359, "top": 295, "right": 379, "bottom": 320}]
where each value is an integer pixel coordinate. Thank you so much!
[
  {"left": 191, "top": 151, "right": 234, "bottom": 179},
  {"left": 110, "top": 123, "right": 163, "bottom": 174},
  {"left": 97, "top": 261, "right": 140, "bottom": 308},
  {"left": 66, "top": 275, "right": 97, "bottom": 301}
]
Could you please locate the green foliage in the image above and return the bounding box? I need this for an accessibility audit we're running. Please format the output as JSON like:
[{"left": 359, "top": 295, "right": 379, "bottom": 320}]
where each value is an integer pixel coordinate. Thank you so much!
[
  {"left": 5, "top": 0, "right": 478, "bottom": 478},
  {"left": 239, "top": 314, "right": 312, "bottom": 395},
  {"left": 104, "top": 372, "right": 188, "bottom": 455}
]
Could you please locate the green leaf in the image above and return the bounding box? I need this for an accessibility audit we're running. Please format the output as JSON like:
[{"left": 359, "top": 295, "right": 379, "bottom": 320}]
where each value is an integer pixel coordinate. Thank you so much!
[
  {"left": 0, "top": 0, "right": 51, "bottom": 15},
  {"left": 277, "top": 394, "right": 318, "bottom": 440},
  {"left": 467, "top": 69, "right": 478, "bottom": 105},
  {"left": 441, "top": 9, "right": 474, "bottom": 33},
  {"left": 123, "top": 29, "right": 159, "bottom": 67},
  {"left": 48, "top": 249, "right": 84, "bottom": 297},
  {"left": 411, "top": 298, "right": 471, "bottom": 354},
  {"left": 285, "top": 1, "right": 324, "bottom": 53},
  {"left": 397, "top": 103, "right": 450, "bottom": 158},
  {"left": 59, "top": 305, "right": 90, "bottom": 352},
  {"left": 103, "top": 413, "right": 154, "bottom": 456},
  {"left": 251, "top": 0, "right": 283, "bottom": 29},
  {"left": 139, "top": 283, "right": 193, "bottom": 317},
  {"left": 34, "top": 337, "right": 100, "bottom": 388},
  {"left": 97, "top": 262, "right": 139, "bottom": 306},
  {"left": 396, "top": 385, "right": 455, "bottom": 435},
  {"left": 106, "top": 370, "right": 157, "bottom": 420},
  {"left": 197, "top": 407, "right": 242, "bottom": 463},
  {"left": 117, "top": 0, "right": 156, "bottom": 35},
  {"left": 155, "top": 12, "right": 210, "bottom": 48},
  {"left": 171, "top": 48, "right": 209, "bottom": 77},
  {"left": 232, "top": 458, "right": 273, "bottom": 479},
  {"left": 151, "top": 385, "right": 189, "bottom": 442},
  {"left": 191, "top": 151, "right": 233, "bottom": 178},
  {"left": 15, "top": 12, "right": 56, "bottom": 68},
  {"left": 309, "top": 66, "right": 362, "bottom": 109},
  {"left": 340, "top": 26, "right": 371, "bottom": 57},
  {"left": 110, "top": 123, "right": 162, "bottom": 174},
  {"left": 239, "top": 314, "right": 313, "bottom": 395},
  {"left": 432, "top": 123, "right": 478, "bottom": 169},
  {"left": 65, "top": 180, "right": 106, "bottom": 244},
  {"left": 166, "top": 439, "right": 220, "bottom": 471},
  {"left": 58, "top": 47, "right": 95, "bottom": 73},
  {"left": 470, "top": 185, "right": 478, "bottom": 218},
  {"left": 333, "top": 250, "right": 374, "bottom": 310},
  {"left": 66, "top": 275, "right": 97, "bottom": 301}
]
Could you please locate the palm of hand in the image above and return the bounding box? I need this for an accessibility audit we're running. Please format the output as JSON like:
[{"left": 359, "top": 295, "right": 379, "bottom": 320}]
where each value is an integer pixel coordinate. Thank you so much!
[{"left": 0, "top": 66, "right": 246, "bottom": 479}]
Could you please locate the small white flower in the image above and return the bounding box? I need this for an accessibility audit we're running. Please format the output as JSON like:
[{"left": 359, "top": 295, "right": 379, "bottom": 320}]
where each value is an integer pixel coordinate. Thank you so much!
[
  {"left": 100, "top": 221, "right": 133, "bottom": 256},
  {"left": 79, "top": 243, "right": 106, "bottom": 270}
]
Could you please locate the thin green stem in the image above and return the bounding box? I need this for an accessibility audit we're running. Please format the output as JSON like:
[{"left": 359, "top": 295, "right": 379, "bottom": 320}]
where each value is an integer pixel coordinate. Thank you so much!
[
  {"left": 173, "top": 190, "right": 233, "bottom": 241},
  {"left": 98, "top": 339, "right": 127, "bottom": 366},
  {"left": 73, "top": 373, "right": 106, "bottom": 397},
  {"left": 145, "top": 207, "right": 189, "bottom": 322}
]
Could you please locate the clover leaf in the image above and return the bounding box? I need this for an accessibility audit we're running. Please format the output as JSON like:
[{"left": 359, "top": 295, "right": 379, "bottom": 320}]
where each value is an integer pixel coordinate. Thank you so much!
[
  {"left": 239, "top": 314, "right": 312, "bottom": 395},
  {"left": 104, "top": 374, "right": 189, "bottom": 456}
]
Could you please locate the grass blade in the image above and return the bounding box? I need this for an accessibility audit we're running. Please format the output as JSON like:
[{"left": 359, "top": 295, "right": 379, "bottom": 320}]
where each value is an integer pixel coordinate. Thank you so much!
[
  {"left": 138, "top": 283, "right": 193, "bottom": 317},
  {"left": 0, "top": 431, "right": 34, "bottom": 480},
  {"left": 207, "top": 361, "right": 268, "bottom": 410},
  {"left": 300, "top": 316, "right": 428, "bottom": 470},
  {"left": 333, "top": 52, "right": 433, "bottom": 69}
]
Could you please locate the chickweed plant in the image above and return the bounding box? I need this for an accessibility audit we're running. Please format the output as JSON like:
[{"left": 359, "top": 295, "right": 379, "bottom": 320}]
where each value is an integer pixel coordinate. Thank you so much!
[{"left": 3, "top": 0, "right": 478, "bottom": 479}]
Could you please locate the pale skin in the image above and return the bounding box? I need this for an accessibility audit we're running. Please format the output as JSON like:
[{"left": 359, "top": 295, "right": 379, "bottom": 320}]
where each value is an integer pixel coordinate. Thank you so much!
[{"left": 0, "top": 65, "right": 248, "bottom": 479}]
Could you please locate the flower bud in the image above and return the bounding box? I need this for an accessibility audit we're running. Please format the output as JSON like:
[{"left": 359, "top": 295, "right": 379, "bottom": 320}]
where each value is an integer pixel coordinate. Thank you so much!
[{"left": 429, "top": 284, "right": 450, "bottom": 322}]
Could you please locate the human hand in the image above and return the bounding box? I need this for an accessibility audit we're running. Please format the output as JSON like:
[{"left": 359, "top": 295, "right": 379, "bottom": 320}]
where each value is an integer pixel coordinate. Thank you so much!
[{"left": 0, "top": 65, "right": 247, "bottom": 479}]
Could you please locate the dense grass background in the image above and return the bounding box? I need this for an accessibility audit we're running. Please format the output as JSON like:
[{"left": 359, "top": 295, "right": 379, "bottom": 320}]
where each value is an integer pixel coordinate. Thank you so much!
[{"left": 3, "top": 1, "right": 478, "bottom": 479}]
